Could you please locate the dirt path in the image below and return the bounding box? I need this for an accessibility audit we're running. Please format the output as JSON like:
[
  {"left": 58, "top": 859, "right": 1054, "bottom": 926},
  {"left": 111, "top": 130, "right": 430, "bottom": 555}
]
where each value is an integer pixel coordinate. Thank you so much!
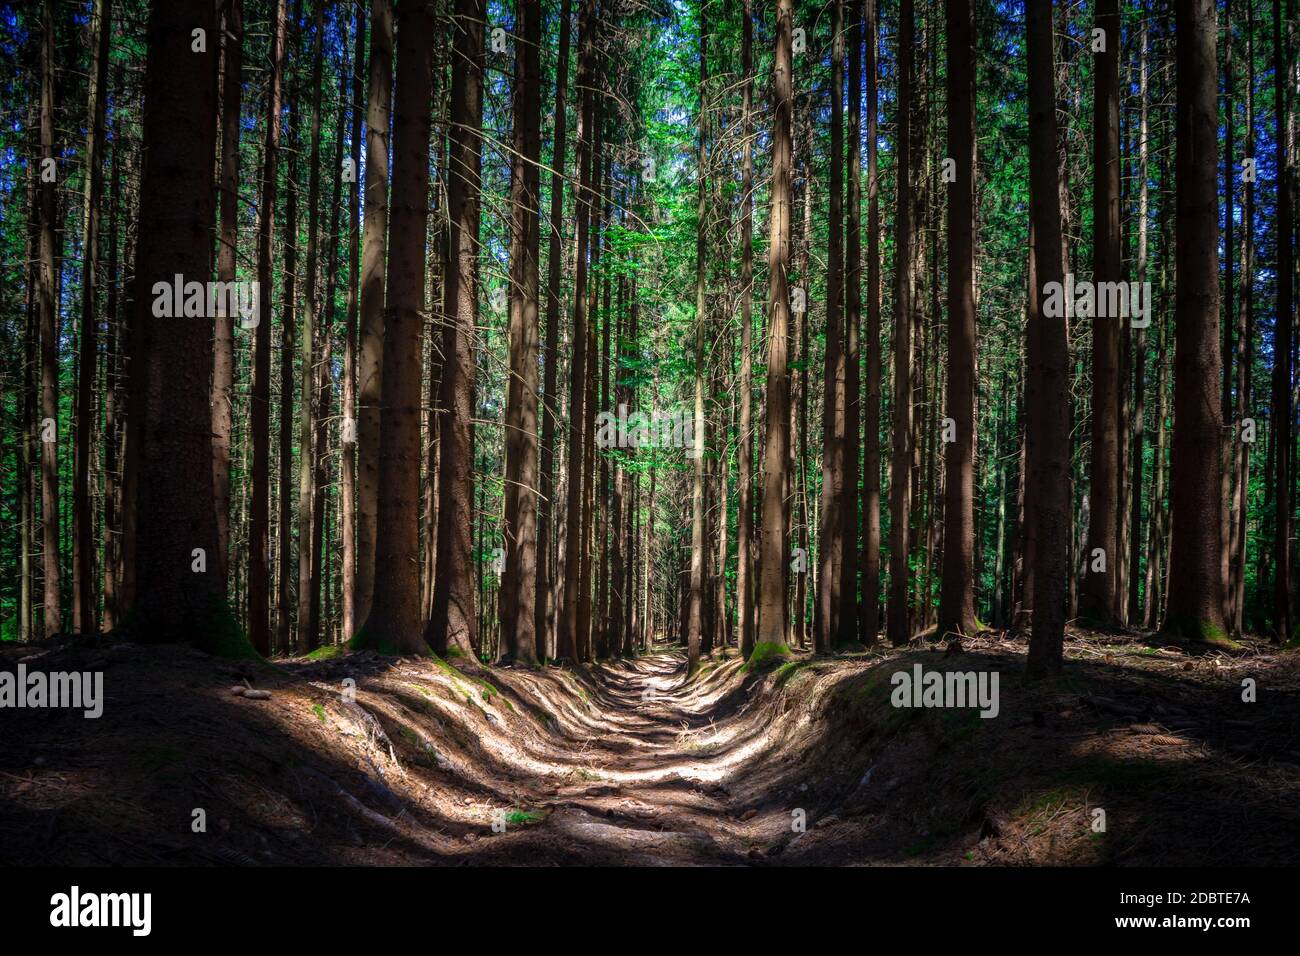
[{"left": 4, "top": 633, "right": 1299, "bottom": 866}]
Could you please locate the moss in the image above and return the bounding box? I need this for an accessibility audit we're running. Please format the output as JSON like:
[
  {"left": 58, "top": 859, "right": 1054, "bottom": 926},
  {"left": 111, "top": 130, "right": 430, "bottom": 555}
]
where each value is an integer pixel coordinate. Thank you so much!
[
  {"left": 305, "top": 644, "right": 345, "bottom": 661},
  {"left": 773, "top": 660, "right": 813, "bottom": 687},
  {"left": 445, "top": 645, "right": 467, "bottom": 659},
  {"left": 743, "top": 641, "right": 790, "bottom": 672},
  {"left": 312, "top": 703, "right": 327, "bottom": 723},
  {"left": 1159, "top": 615, "right": 1241, "bottom": 650},
  {"left": 348, "top": 626, "right": 432, "bottom": 657}
]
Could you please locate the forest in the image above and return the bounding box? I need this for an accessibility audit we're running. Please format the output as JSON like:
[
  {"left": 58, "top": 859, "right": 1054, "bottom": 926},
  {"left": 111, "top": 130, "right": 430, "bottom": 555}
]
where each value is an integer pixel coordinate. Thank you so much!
[{"left": 0, "top": 0, "right": 1298, "bottom": 873}]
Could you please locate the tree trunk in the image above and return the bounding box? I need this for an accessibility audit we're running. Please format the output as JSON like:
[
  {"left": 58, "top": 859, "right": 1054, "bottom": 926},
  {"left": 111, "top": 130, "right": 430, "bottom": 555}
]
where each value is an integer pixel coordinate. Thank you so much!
[
  {"left": 937, "top": 0, "right": 977, "bottom": 642},
  {"left": 754, "top": 0, "right": 793, "bottom": 659},
  {"left": 1269, "top": 0, "right": 1294, "bottom": 642},
  {"left": 248, "top": 0, "right": 287, "bottom": 656},
  {"left": 887, "top": 0, "right": 915, "bottom": 648},
  {"left": 1163, "top": 0, "right": 1227, "bottom": 641},
  {"left": 129, "top": 0, "right": 251, "bottom": 654},
  {"left": 538, "top": 0, "right": 573, "bottom": 663},
  {"left": 72, "top": 0, "right": 111, "bottom": 634},
  {"left": 1025, "top": 0, "right": 1070, "bottom": 678},
  {"left": 501, "top": 0, "right": 543, "bottom": 666},
  {"left": 355, "top": 0, "right": 394, "bottom": 633},
  {"left": 212, "top": 0, "right": 241, "bottom": 590},
  {"left": 37, "top": 0, "right": 61, "bottom": 637},
  {"left": 429, "top": 0, "right": 484, "bottom": 660}
]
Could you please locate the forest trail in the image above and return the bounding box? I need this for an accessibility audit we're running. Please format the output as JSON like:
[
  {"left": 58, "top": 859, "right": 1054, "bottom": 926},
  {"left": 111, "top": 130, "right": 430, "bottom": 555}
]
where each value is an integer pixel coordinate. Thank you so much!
[{"left": 3, "top": 634, "right": 1300, "bottom": 866}]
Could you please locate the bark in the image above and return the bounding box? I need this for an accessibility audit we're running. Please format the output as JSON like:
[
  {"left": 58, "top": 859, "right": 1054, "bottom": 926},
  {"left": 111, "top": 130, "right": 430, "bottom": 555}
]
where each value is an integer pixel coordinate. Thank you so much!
[
  {"left": 295, "top": 0, "right": 326, "bottom": 653},
  {"left": 862, "top": 0, "right": 881, "bottom": 645},
  {"left": 1269, "top": 0, "right": 1294, "bottom": 641},
  {"left": 817, "top": 0, "right": 845, "bottom": 654},
  {"left": 429, "top": 0, "right": 484, "bottom": 660},
  {"left": 38, "top": 0, "right": 61, "bottom": 637},
  {"left": 341, "top": 0, "right": 365, "bottom": 643},
  {"left": 687, "top": 4, "right": 709, "bottom": 673},
  {"left": 1025, "top": 0, "right": 1070, "bottom": 678},
  {"left": 558, "top": 0, "right": 596, "bottom": 663},
  {"left": 755, "top": 0, "right": 793, "bottom": 657},
  {"left": 1080, "top": 0, "right": 1122, "bottom": 627},
  {"left": 887, "top": 0, "right": 914, "bottom": 648},
  {"left": 937, "top": 0, "right": 977, "bottom": 642},
  {"left": 73, "top": 0, "right": 111, "bottom": 634},
  {"left": 248, "top": 0, "right": 287, "bottom": 656},
  {"left": 129, "top": 0, "right": 249, "bottom": 654},
  {"left": 736, "top": 0, "right": 756, "bottom": 657},
  {"left": 501, "top": 0, "right": 543, "bottom": 666},
  {"left": 356, "top": 0, "right": 394, "bottom": 631},
  {"left": 212, "top": 0, "right": 241, "bottom": 590},
  {"left": 1163, "top": 0, "right": 1228, "bottom": 641},
  {"left": 538, "top": 0, "right": 573, "bottom": 661}
]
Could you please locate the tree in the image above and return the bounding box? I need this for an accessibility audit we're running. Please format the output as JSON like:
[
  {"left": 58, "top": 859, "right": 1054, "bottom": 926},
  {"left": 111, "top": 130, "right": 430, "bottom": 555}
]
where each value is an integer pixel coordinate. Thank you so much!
[
  {"left": 1162, "top": 0, "right": 1227, "bottom": 642},
  {"left": 212, "top": 0, "right": 242, "bottom": 590},
  {"left": 754, "top": 0, "right": 794, "bottom": 662},
  {"left": 937, "top": 0, "right": 978, "bottom": 642},
  {"left": 37, "top": 0, "right": 60, "bottom": 638},
  {"left": 429, "top": 0, "right": 485, "bottom": 660},
  {"left": 817, "top": 0, "right": 845, "bottom": 655},
  {"left": 73, "top": 0, "right": 112, "bottom": 634},
  {"left": 887, "top": 0, "right": 915, "bottom": 648},
  {"left": 248, "top": 0, "right": 288, "bottom": 657},
  {"left": 355, "top": 0, "right": 394, "bottom": 634},
  {"left": 1024, "top": 0, "right": 1070, "bottom": 678},
  {"left": 1080, "top": 0, "right": 1122, "bottom": 628},
  {"left": 128, "top": 0, "right": 251, "bottom": 655},
  {"left": 1268, "top": 0, "right": 1294, "bottom": 643},
  {"left": 501, "top": 0, "right": 543, "bottom": 667},
  {"left": 356, "top": 0, "right": 436, "bottom": 655}
]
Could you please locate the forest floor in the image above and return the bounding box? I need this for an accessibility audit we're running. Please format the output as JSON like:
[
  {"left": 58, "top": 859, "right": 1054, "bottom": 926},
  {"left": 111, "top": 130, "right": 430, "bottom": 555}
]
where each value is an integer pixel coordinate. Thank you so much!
[{"left": 2, "top": 625, "right": 1299, "bottom": 866}]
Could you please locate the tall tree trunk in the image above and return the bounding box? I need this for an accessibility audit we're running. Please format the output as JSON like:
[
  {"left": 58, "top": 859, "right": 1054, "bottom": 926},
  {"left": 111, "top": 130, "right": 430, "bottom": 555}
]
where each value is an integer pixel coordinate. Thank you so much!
[
  {"left": 356, "top": 0, "right": 394, "bottom": 633},
  {"left": 736, "top": 0, "right": 756, "bottom": 658},
  {"left": 557, "top": 0, "right": 595, "bottom": 663},
  {"left": 248, "top": 0, "right": 287, "bottom": 656},
  {"left": 38, "top": 0, "right": 61, "bottom": 637},
  {"left": 1164, "top": 0, "right": 1228, "bottom": 641},
  {"left": 501, "top": 0, "right": 543, "bottom": 666},
  {"left": 1230, "top": 0, "right": 1256, "bottom": 635},
  {"left": 862, "top": 0, "right": 881, "bottom": 645},
  {"left": 840, "top": 0, "right": 863, "bottom": 647},
  {"left": 429, "top": 0, "right": 484, "bottom": 660},
  {"left": 887, "top": 0, "right": 915, "bottom": 648},
  {"left": 538, "top": 0, "right": 573, "bottom": 662},
  {"left": 687, "top": 3, "right": 710, "bottom": 673},
  {"left": 295, "top": 0, "right": 326, "bottom": 653},
  {"left": 1025, "top": 0, "right": 1070, "bottom": 678},
  {"left": 818, "top": 0, "right": 845, "bottom": 654},
  {"left": 213, "top": 0, "right": 242, "bottom": 590},
  {"left": 1080, "top": 0, "right": 1122, "bottom": 627},
  {"left": 755, "top": 0, "right": 793, "bottom": 659},
  {"left": 357, "top": 0, "right": 435, "bottom": 655},
  {"left": 129, "top": 0, "right": 251, "bottom": 654},
  {"left": 1129, "top": 6, "right": 1150, "bottom": 624},
  {"left": 341, "top": 0, "right": 365, "bottom": 642},
  {"left": 937, "top": 0, "right": 977, "bottom": 642},
  {"left": 1269, "top": 0, "right": 1294, "bottom": 642},
  {"left": 73, "top": 0, "right": 111, "bottom": 634}
]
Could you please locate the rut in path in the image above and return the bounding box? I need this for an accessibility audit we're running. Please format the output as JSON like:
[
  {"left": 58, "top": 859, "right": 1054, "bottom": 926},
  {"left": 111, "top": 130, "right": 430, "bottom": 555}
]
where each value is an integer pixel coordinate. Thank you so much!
[{"left": 470, "top": 652, "right": 792, "bottom": 865}]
